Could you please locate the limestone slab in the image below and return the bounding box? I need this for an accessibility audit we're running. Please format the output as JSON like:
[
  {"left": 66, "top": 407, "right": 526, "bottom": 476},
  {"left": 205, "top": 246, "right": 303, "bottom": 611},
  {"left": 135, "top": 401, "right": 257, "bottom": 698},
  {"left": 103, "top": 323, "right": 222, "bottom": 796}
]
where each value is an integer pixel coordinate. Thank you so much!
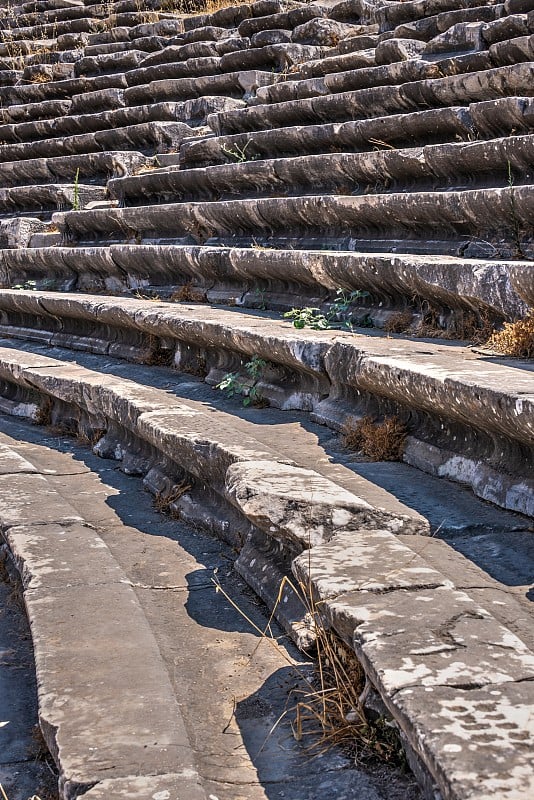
[
  {"left": 27, "top": 581, "right": 197, "bottom": 795},
  {"left": 226, "top": 462, "right": 424, "bottom": 551},
  {"left": 81, "top": 773, "right": 206, "bottom": 800},
  {"left": 292, "top": 528, "right": 447, "bottom": 599},
  {"left": 392, "top": 681, "right": 534, "bottom": 800},
  {"left": 0, "top": 473, "right": 83, "bottom": 528},
  {"left": 4, "top": 523, "right": 125, "bottom": 591}
]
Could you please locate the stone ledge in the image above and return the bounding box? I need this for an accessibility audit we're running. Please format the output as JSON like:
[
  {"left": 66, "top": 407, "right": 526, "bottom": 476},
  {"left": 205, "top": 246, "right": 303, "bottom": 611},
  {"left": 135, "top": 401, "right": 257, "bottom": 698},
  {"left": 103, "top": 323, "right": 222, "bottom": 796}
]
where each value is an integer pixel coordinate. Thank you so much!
[
  {"left": 0, "top": 449, "right": 205, "bottom": 800},
  {"left": 0, "top": 244, "right": 530, "bottom": 319},
  {"left": 293, "top": 529, "right": 534, "bottom": 800},
  {"left": 0, "top": 291, "right": 530, "bottom": 514}
]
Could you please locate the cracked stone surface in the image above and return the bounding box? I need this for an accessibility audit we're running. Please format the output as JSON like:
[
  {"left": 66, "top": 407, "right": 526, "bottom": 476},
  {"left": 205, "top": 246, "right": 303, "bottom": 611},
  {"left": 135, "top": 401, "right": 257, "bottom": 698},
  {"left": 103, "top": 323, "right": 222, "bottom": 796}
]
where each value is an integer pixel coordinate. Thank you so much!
[
  {"left": 0, "top": 567, "right": 58, "bottom": 800},
  {"left": 392, "top": 682, "right": 534, "bottom": 800},
  {"left": 0, "top": 415, "right": 421, "bottom": 800}
]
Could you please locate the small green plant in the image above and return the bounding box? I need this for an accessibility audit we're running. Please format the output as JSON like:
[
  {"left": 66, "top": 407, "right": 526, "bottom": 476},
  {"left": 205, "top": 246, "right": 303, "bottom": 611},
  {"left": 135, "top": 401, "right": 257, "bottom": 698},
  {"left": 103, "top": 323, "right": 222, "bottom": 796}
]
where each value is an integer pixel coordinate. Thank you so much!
[
  {"left": 284, "top": 289, "right": 370, "bottom": 331},
  {"left": 221, "top": 139, "right": 255, "bottom": 163},
  {"left": 284, "top": 307, "right": 330, "bottom": 330},
  {"left": 217, "top": 355, "right": 268, "bottom": 407},
  {"left": 11, "top": 280, "right": 37, "bottom": 290},
  {"left": 72, "top": 167, "right": 80, "bottom": 211}
]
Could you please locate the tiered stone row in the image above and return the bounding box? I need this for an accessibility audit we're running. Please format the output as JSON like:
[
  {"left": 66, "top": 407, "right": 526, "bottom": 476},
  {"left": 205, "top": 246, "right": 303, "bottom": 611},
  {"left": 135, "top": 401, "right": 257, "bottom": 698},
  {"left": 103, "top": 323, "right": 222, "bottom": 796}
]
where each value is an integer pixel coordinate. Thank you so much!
[
  {"left": 0, "top": 0, "right": 532, "bottom": 510},
  {"left": 0, "top": 1, "right": 532, "bottom": 798}
]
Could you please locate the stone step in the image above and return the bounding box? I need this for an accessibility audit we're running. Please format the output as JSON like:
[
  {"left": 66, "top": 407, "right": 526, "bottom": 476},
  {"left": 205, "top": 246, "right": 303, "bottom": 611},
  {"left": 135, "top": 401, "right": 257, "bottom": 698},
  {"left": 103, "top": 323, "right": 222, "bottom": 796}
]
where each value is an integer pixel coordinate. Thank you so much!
[
  {"left": 1, "top": 71, "right": 127, "bottom": 105},
  {"left": 386, "top": 2, "right": 506, "bottom": 40},
  {"left": 254, "top": 47, "right": 501, "bottom": 107},
  {"left": 0, "top": 16, "right": 103, "bottom": 42},
  {"left": 376, "top": 0, "right": 501, "bottom": 32},
  {"left": 122, "top": 68, "right": 277, "bottom": 106},
  {"left": 292, "top": 532, "right": 534, "bottom": 800},
  {"left": 0, "top": 151, "right": 151, "bottom": 189},
  {"left": 0, "top": 121, "right": 193, "bottom": 163},
  {"left": 0, "top": 37, "right": 52, "bottom": 58},
  {"left": 57, "top": 184, "right": 534, "bottom": 260},
  {"left": 83, "top": 37, "right": 163, "bottom": 56},
  {"left": 182, "top": 0, "right": 283, "bottom": 33},
  {"left": 0, "top": 48, "right": 81, "bottom": 72},
  {"left": 211, "top": 62, "right": 534, "bottom": 134},
  {"left": 73, "top": 47, "right": 148, "bottom": 76},
  {"left": 0, "top": 338, "right": 531, "bottom": 799},
  {"left": 296, "top": 45, "right": 377, "bottom": 78},
  {"left": 0, "top": 217, "right": 54, "bottom": 249},
  {"left": 179, "top": 102, "right": 484, "bottom": 167},
  {"left": 107, "top": 134, "right": 534, "bottom": 206},
  {"left": 2, "top": 3, "right": 89, "bottom": 25},
  {"left": 0, "top": 100, "right": 240, "bottom": 144},
  {"left": 0, "top": 290, "right": 531, "bottom": 515},
  {"left": 0, "top": 69, "right": 22, "bottom": 86},
  {"left": 0, "top": 243, "right": 530, "bottom": 322},
  {"left": 217, "top": 41, "right": 327, "bottom": 72},
  {"left": 122, "top": 54, "right": 223, "bottom": 86},
  {"left": 0, "top": 183, "right": 106, "bottom": 213},
  {"left": 0, "top": 437, "right": 206, "bottom": 799}
]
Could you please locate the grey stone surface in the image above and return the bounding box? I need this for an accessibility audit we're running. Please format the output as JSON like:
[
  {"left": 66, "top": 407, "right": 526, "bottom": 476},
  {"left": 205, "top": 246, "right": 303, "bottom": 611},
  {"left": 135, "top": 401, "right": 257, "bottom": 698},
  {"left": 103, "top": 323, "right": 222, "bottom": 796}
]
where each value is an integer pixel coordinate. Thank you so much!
[
  {"left": 0, "top": 0, "right": 533, "bottom": 796},
  {"left": 0, "top": 293, "right": 530, "bottom": 516},
  {"left": 392, "top": 682, "right": 534, "bottom": 800},
  {"left": 0, "top": 567, "right": 58, "bottom": 800},
  {"left": 81, "top": 774, "right": 206, "bottom": 800},
  {"left": 293, "top": 528, "right": 449, "bottom": 601},
  {"left": 0, "top": 416, "right": 422, "bottom": 800},
  {"left": 226, "top": 460, "right": 425, "bottom": 550}
]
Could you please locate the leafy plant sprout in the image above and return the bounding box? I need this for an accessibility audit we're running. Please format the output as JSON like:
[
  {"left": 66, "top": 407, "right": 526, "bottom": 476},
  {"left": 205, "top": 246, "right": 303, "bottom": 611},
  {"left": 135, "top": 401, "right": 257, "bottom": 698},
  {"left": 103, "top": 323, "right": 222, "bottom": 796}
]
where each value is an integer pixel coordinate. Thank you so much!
[
  {"left": 284, "top": 289, "right": 370, "bottom": 331},
  {"left": 216, "top": 355, "right": 268, "bottom": 407},
  {"left": 221, "top": 140, "right": 255, "bottom": 163}
]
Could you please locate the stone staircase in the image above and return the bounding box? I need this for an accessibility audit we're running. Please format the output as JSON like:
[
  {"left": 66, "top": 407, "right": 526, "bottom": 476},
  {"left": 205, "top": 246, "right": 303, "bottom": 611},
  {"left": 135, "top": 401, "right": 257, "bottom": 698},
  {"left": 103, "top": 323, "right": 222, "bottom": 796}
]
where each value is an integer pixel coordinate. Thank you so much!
[{"left": 0, "top": 0, "right": 533, "bottom": 798}]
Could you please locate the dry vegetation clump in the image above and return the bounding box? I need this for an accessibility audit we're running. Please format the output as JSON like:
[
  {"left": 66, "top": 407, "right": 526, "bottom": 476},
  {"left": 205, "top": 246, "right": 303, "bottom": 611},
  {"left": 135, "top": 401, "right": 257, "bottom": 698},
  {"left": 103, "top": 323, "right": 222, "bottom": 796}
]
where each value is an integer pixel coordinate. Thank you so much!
[
  {"left": 487, "top": 313, "right": 534, "bottom": 358},
  {"left": 415, "top": 308, "right": 494, "bottom": 343},
  {"left": 213, "top": 573, "right": 407, "bottom": 766},
  {"left": 153, "top": 480, "right": 192, "bottom": 517},
  {"left": 342, "top": 415, "right": 407, "bottom": 462},
  {"left": 76, "top": 427, "right": 106, "bottom": 447},
  {"left": 292, "top": 624, "right": 366, "bottom": 749},
  {"left": 294, "top": 621, "right": 405, "bottom": 764},
  {"left": 159, "top": 0, "right": 250, "bottom": 12},
  {"left": 141, "top": 334, "right": 175, "bottom": 366},
  {"left": 34, "top": 397, "right": 53, "bottom": 426},
  {"left": 0, "top": 783, "right": 47, "bottom": 800},
  {"left": 171, "top": 283, "right": 208, "bottom": 303},
  {"left": 383, "top": 311, "right": 412, "bottom": 334}
]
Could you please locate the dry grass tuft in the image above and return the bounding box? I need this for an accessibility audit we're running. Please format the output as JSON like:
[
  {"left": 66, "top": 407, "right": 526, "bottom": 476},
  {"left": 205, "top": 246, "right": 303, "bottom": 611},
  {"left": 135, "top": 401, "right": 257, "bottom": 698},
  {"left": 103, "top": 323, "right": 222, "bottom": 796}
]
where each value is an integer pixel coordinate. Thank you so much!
[
  {"left": 213, "top": 574, "right": 406, "bottom": 765},
  {"left": 292, "top": 624, "right": 366, "bottom": 753},
  {"left": 158, "top": 0, "right": 250, "bottom": 13},
  {"left": 487, "top": 313, "right": 534, "bottom": 358},
  {"left": 34, "top": 398, "right": 53, "bottom": 427},
  {"left": 415, "top": 308, "right": 494, "bottom": 343},
  {"left": 384, "top": 311, "right": 412, "bottom": 334},
  {"left": 141, "top": 335, "right": 174, "bottom": 366},
  {"left": 28, "top": 725, "right": 49, "bottom": 762},
  {"left": 29, "top": 72, "right": 51, "bottom": 83},
  {"left": 154, "top": 480, "right": 192, "bottom": 517},
  {"left": 171, "top": 283, "right": 207, "bottom": 303},
  {"left": 181, "top": 355, "right": 208, "bottom": 378},
  {"left": 0, "top": 784, "right": 44, "bottom": 800},
  {"left": 76, "top": 427, "right": 106, "bottom": 447},
  {"left": 342, "top": 415, "right": 407, "bottom": 462}
]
